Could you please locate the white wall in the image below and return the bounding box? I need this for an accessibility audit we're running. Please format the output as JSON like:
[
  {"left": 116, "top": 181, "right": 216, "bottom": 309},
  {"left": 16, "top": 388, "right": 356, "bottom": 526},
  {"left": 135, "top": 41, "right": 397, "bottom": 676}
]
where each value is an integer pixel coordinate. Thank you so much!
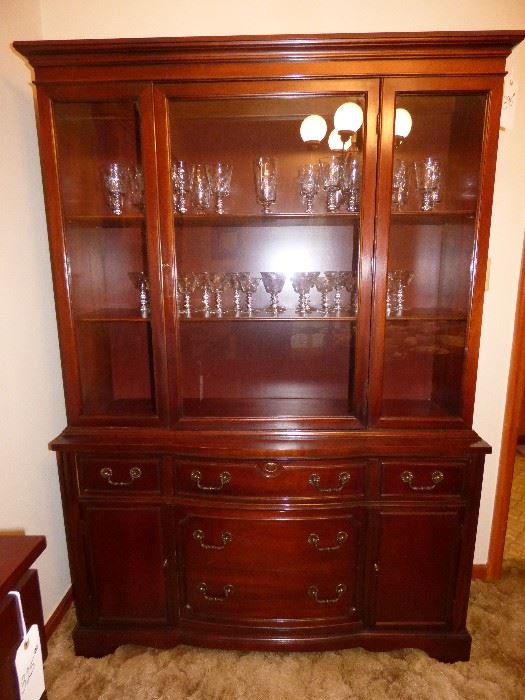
[
  {"left": 3, "top": 1, "right": 525, "bottom": 624},
  {"left": 1, "top": 1, "right": 70, "bottom": 622}
]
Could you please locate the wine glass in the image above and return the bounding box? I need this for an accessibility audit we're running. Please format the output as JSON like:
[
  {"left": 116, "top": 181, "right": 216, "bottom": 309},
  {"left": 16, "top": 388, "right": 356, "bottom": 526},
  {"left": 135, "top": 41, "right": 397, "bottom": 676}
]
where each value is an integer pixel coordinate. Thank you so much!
[
  {"left": 254, "top": 156, "right": 277, "bottom": 214},
  {"left": 392, "top": 159, "right": 409, "bottom": 210},
  {"left": 128, "top": 271, "right": 150, "bottom": 318},
  {"left": 386, "top": 269, "right": 414, "bottom": 316},
  {"left": 297, "top": 163, "right": 320, "bottom": 214},
  {"left": 102, "top": 162, "right": 129, "bottom": 215},
  {"left": 291, "top": 272, "right": 319, "bottom": 314},
  {"left": 324, "top": 271, "right": 347, "bottom": 312},
  {"left": 260, "top": 272, "right": 286, "bottom": 314},
  {"left": 319, "top": 156, "right": 343, "bottom": 213},
  {"left": 191, "top": 163, "right": 211, "bottom": 213},
  {"left": 314, "top": 275, "right": 333, "bottom": 314},
  {"left": 206, "top": 162, "right": 233, "bottom": 215},
  {"left": 171, "top": 160, "right": 193, "bottom": 214},
  {"left": 195, "top": 272, "right": 212, "bottom": 314},
  {"left": 128, "top": 165, "right": 144, "bottom": 209},
  {"left": 176, "top": 273, "right": 197, "bottom": 315},
  {"left": 239, "top": 274, "right": 261, "bottom": 315},
  {"left": 340, "top": 157, "right": 361, "bottom": 213},
  {"left": 209, "top": 272, "right": 227, "bottom": 315},
  {"left": 344, "top": 271, "right": 358, "bottom": 314},
  {"left": 414, "top": 157, "right": 441, "bottom": 211},
  {"left": 227, "top": 272, "right": 247, "bottom": 314}
]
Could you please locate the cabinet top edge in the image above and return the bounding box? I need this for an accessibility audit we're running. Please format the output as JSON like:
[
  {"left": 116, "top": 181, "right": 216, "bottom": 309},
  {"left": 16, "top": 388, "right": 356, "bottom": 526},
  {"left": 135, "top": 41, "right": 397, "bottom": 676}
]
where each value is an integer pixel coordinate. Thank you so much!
[{"left": 13, "top": 30, "right": 525, "bottom": 65}]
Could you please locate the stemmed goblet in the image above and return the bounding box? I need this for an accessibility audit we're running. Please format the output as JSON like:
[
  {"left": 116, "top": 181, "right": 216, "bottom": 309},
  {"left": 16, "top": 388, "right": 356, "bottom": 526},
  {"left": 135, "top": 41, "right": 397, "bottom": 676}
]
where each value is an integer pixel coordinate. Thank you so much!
[
  {"left": 414, "top": 157, "right": 441, "bottom": 212},
  {"left": 176, "top": 273, "right": 197, "bottom": 316},
  {"left": 386, "top": 269, "right": 415, "bottom": 316},
  {"left": 195, "top": 272, "right": 212, "bottom": 314},
  {"left": 239, "top": 274, "right": 261, "bottom": 315},
  {"left": 227, "top": 272, "right": 246, "bottom": 314},
  {"left": 206, "top": 162, "right": 233, "bottom": 215},
  {"left": 261, "top": 272, "right": 286, "bottom": 314},
  {"left": 128, "top": 165, "right": 144, "bottom": 209},
  {"left": 171, "top": 160, "right": 193, "bottom": 214},
  {"left": 254, "top": 156, "right": 277, "bottom": 214},
  {"left": 297, "top": 163, "right": 320, "bottom": 214},
  {"left": 209, "top": 273, "right": 227, "bottom": 315},
  {"left": 128, "top": 271, "right": 150, "bottom": 318},
  {"left": 391, "top": 159, "right": 409, "bottom": 210},
  {"left": 191, "top": 163, "right": 211, "bottom": 213},
  {"left": 340, "top": 157, "right": 361, "bottom": 213},
  {"left": 344, "top": 271, "right": 358, "bottom": 314},
  {"left": 319, "top": 156, "right": 343, "bottom": 213},
  {"left": 291, "top": 272, "right": 319, "bottom": 314},
  {"left": 324, "top": 271, "right": 347, "bottom": 313},
  {"left": 102, "top": 162, "right": 129, "bottom": 215},
  {"left": 314, "top": 275, "right": 333, "bottom": 314}
]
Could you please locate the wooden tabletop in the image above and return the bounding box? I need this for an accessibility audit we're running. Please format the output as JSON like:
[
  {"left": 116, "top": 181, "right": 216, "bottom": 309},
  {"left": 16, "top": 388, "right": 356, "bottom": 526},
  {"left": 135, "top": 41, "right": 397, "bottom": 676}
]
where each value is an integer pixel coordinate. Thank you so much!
[{"left": 0, "top": 536, "right": 46, "bottom": 600}]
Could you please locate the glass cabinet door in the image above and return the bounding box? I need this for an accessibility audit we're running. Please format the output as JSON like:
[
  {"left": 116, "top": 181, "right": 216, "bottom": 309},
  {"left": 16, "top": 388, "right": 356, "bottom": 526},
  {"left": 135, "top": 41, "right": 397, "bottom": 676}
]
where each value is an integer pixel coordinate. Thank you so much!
[
  {"left": 155, "top": 82, "right": 378, "bottom": 426},
  {"left": 46, "top": 86, "right": 164, "bottom": 423},
  {"left": 371, "top": 77, "right": 498, "bottom": 426}
]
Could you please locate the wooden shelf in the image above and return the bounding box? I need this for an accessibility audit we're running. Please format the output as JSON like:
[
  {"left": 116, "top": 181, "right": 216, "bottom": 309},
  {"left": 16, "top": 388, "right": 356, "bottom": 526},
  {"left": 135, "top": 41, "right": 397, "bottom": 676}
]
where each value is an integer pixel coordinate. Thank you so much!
[
  {"left": 174, "top": 213, "right": 359, "bottom": 226},
  {"left": 65, "top": 214, "right": 145, "bottom": 227},
  {"left": 183, "top": 396, "right": 352, "bottom": 418},
  {"left": 179, "top": 311, "right": 357, "bottom": 322},
  {"left": 75, "top": 309, "right": 150, "bottom": 322},
  {"left": 386, "top": 308, "right": 468, "bottom": 322},
  {"left": 390, "top": 209, "right": 476, "bottom": 225}
]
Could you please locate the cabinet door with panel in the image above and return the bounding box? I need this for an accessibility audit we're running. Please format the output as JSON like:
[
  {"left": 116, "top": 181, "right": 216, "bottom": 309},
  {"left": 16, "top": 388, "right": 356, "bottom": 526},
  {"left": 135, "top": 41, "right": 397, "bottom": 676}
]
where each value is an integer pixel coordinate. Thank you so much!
[{"left": 35, "top": 84, "right": 167, "bottom": 426}]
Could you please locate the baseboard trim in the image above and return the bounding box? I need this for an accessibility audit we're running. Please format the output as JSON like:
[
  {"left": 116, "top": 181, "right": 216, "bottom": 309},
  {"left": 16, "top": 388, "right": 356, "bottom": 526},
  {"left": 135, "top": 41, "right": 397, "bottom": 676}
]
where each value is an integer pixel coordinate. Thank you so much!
[
  {"left": 45, "top": 587, "right": 73, "bottom": 641},
  {"left": 472, "top": 564, "right": 488, "bottom": 580}
]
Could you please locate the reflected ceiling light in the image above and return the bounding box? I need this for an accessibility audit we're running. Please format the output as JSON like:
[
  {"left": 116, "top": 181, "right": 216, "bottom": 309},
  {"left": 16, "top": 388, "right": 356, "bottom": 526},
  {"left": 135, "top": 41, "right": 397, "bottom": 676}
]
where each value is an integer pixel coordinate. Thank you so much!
[
  {"left": 333, "top": 102, "right": 364, "bottom": 148},
  {"left": 299, "top": 114, "right": 328, "bottom": 147},
  {"left": 394, "top": 108, "right": 412, "bottom": 147}
]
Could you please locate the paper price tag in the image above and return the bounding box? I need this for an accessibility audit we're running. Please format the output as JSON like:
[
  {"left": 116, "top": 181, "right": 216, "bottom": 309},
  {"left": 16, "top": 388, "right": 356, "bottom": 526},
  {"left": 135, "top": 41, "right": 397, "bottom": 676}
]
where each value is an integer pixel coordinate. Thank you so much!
[{"left": 14, "top": 624, "right": 45, "bottom": 700}]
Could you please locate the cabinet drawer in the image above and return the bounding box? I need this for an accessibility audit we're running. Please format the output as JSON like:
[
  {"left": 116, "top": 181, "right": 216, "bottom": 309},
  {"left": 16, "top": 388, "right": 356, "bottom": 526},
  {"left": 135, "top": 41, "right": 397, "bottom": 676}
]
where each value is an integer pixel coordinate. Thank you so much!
[
  {"left": 181, "top": 568, "right": 359, "bottom": 622},
  {"left": 380, "top": 460, "right": 466, "bottom": 498},
  {"left": 179, "top": 512, "right": 364, "bottom": 572},
  {"left": 76, "top": 454, "right": 163, "bottom": 495},
  {"left": 175, "top": 459, "right": 365, "bottom": 499}
]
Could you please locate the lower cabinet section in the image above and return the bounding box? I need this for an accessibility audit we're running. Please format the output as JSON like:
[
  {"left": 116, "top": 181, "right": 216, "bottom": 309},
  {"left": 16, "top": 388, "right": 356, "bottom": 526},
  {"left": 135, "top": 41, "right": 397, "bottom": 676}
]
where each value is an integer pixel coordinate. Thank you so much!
[{"left": 59, "top": 449, "right": 484, "bottom": 661}]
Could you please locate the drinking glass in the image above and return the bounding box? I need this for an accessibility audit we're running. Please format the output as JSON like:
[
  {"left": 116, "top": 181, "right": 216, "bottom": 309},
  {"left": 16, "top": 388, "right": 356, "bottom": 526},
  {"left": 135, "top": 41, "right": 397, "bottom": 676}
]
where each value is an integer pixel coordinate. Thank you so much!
[
  {"left": 239, "top": 274, "right": 261, "bottom": 315},
  {"left": 209, "top": 273, "right": 227, "bottom": 315},
  {"left": 324, "top": 271, "right": 347, "bottom": 312},
  {"left": 314, "top": 275, "right": 333, "bottom": 314},
  {"left": 128, "top": 272, "right": 150, "bottom": 318},
  {"left": 414, "top": 157, "right": 441, "bottom": 211},
  {"left": 254, "top": 157, "right": 277, "bottom": 214},
  {"left": 227, "top": 272, "right": 246, "bottom": 314},
  {"left": 297, "top": 163, "right": 320, "bottom": 214},
  {"left": 391, "top": 159, "right": 409, "bottom": 210},
  {"left": 340, "top": 157, "right": 361, "bottom": 213},
  {"left": 102, "top": 162, "right": 129, "bottom": 215},
  {"left": 291, "top": 272, "right": 319, "bottom": 314},
  {"left": 176, "top": 273, "right": 197, "bottom": 315},
  {"left": 261, "top": 272, "right": 286, "bottom": 314},
  {"left": 195, "top": 272, "right": 212, "bottom": 314},
  {"left": 191, "top": 163, "right": 211, "bottom": 213},
  {"left": 344, "top": 271, "right": 358, "bottom": 314},
  {"left": 386, "top": 269, "right": 415, "bottom": 316},
  {"left": 128, "top": 165, "right": 144, "bottom": 209},
  {"left": 319, "top": 156, "right": 343, "bottom": 213},
  {"left": 171, "top": 160, "right": 193, "bottom": 214},
  {"left": 206, "top": 162, "right": 233, "bottom": 214}
]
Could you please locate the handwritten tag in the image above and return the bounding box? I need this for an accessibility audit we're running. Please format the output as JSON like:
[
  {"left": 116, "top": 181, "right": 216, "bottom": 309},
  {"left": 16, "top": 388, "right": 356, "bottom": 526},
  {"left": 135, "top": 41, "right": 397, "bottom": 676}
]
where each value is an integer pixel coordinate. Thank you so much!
[{"left": 14, "top": 624, "right": 45, "bottom": 700}]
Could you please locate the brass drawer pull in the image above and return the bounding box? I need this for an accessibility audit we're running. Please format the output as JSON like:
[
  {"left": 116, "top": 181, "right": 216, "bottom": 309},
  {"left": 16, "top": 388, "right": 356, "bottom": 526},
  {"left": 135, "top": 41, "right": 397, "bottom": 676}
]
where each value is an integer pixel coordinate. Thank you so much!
[
  {"left": 193, "top": 529, "right": 232, "bottom": 550},
  {"left": 99, "top": 466, "right": 142, "bottom": 487},
  {"left": 308, "top": 531, "right": 348, "bottom": 551},
  {"left": 308, "top": 472, "right": 350, "bottom": 493},
  {"left": 400, "top": 470, "right": 444, "bottom": 491},
  {"left": 197, "top": 582, "right": 234, "bottom": 602},
  {"left": 190, "top": 470, "right": 231, "bottom": 491},
  {"left": 307, "top": 583, "right": 347, "bottom": 604}
]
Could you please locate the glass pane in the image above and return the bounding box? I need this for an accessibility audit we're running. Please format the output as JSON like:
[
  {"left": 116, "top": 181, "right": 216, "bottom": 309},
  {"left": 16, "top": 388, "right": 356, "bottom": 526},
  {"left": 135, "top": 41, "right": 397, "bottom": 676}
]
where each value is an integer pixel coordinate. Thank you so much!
[
  {"left": 382, "top": 93, "right": 486, "bottom": 418},
  {"left": 53, "top": 101, "right": 156, "bottom": 417},
  {"left": 168, "top": 94, "right": 366, "bottom": 419}
]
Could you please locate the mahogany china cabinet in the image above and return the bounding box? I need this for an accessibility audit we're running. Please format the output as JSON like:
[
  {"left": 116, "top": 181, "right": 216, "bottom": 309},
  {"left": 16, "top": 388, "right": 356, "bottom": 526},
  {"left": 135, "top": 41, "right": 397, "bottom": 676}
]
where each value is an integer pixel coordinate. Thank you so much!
[{"left": 15, "top": 31, "right": 524, "bottom": 661}]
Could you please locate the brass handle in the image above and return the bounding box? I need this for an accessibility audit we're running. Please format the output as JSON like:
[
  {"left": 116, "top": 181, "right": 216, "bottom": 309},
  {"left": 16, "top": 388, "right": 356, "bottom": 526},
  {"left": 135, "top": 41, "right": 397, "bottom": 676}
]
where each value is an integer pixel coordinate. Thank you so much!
[
  {"left": 193, "top": 529, "right": 232, "bottom": 550},
  {"left": 197, "top": 582, "right": 234, "bottom": 602},
  {"left": 190, "top": 470, "right": 231, "bottom": 491},
  {"left": 400, "top": 470, "right": 444, "bottom": 491},
  {"left": 100, "top": 466, "right": 142, "bottom": 487},
  {"left": 307, "top": 583, "right": 347, "bottom": 604},
  {"left": 309, "top": 472, "right": 350, "bottom": 493},
  {"left": 308, "top": 531, "right": 348, "bottom": 551}
]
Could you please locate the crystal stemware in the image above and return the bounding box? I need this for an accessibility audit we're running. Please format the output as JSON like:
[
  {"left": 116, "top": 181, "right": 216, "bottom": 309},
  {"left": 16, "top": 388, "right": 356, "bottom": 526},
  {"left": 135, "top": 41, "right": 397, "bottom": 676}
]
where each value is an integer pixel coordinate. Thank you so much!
[
  {"left": 340, "top": 157, "right": 361, "bottom": 213},
  {"left": 128, "top": 165, "right": 144, "bottom": 209},
  {"left": 314, "top": 275, "right": 333, "bottom": 314},
  {"left": 260, "top": 272, "right": 286, "bottom": 314},
  {"left": 386, "top": 269, "right": 415, "bottom": 316},
  {"left": 319, "top": 156, "right": 343, "bottom": 213},
  {"left": 344, "top": 271, "right": 358, "bottom": 314},
  {"left": 254, "top": 156, "right": 277, "bottom": 214},
  {"left": 195, "top": 271, "right": 212, "bottom": 314},
  {"left": 291, "top": 272, "right": 319, "bottom": 314},
  {"left": 227, "top": 272, "right": 246, "bottom": 314},
  {"left": 391, "top": 159, "right": 409, "bottom": 210},
  {"left": 324, "top": 271, "right": 347, "bottom": 313},
  {"left": 128, "top": 271, "right": 150, "bottom": 318},
  {"left": 176, "top": 273, "right": 197, "bottom": 315},
  {"left": 171, "top": 160, "right": 193, "bottom": 214},
  {"left": 297, "top": 163, "right": 320, "bottom": 214},
  {"left": 239, "top": 274, "right": 261, "bottom": 315},
  {"left": 414, "top": 157, "right": 441, "bottom": 212},
  {"left": 102, "top": 162, "right": 129, "bottom": 215},
  {"left": 191, "top": 163, "right": 211, "bottom": 214},
  {"left": 209, "top": 272, "right": 227, "bottom": 315},
  {"left": 206, "top": 162, "right": 233, "bottom": 215}
]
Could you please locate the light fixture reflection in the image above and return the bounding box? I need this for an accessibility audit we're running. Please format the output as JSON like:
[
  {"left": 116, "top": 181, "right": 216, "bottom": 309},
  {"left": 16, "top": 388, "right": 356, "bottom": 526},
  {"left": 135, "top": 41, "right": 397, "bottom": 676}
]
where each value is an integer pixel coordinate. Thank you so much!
[
  {"left": 328, "top": 129, "right": 352, "bottom": 152},
  {"left": 300, "top": 114, "right": 328, "bottom": 147},
  {"left": 394, "top": 108, "right": 412, "bottom": 147}
]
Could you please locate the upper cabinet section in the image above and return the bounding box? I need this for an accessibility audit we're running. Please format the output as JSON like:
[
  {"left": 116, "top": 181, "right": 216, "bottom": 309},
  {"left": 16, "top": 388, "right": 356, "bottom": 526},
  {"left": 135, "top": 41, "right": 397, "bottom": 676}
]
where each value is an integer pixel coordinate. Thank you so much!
[{"left": 14, "top": 32, "right": 524, "bottom": 430}]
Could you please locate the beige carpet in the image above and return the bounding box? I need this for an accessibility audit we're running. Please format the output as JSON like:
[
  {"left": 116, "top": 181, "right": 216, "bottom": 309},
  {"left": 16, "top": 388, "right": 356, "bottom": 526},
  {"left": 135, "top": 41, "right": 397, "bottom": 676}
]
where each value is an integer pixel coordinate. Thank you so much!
[{"left": 43, "top": 561, "right": 525, "bottom": 700}]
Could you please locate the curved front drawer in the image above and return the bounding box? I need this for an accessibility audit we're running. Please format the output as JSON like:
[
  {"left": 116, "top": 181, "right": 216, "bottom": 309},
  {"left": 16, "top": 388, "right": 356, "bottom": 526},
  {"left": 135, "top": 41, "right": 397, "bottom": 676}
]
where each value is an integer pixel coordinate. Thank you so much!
[
  {"left": 175, "top": 459, "right": 366, "bottom": 499},
  {"left": 76, "top": 454, "right": 163, "bottom": 495}
]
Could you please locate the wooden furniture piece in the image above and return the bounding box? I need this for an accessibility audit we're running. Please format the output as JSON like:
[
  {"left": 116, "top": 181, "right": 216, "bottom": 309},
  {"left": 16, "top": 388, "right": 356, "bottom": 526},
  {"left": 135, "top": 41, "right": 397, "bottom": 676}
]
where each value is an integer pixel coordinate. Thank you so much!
[
  {"left": 14, "top": 31, "right": 524, "bottom": 662},
  {"left": 0, "top": 536, "right": 47, "bottom": 699}
]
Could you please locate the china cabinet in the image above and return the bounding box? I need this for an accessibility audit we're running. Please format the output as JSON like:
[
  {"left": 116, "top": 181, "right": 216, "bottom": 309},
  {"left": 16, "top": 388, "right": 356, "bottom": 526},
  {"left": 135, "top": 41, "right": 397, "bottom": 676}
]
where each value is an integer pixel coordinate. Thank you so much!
[{"left": 15, "top": 31, "right": 524, "bottom": 661}]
